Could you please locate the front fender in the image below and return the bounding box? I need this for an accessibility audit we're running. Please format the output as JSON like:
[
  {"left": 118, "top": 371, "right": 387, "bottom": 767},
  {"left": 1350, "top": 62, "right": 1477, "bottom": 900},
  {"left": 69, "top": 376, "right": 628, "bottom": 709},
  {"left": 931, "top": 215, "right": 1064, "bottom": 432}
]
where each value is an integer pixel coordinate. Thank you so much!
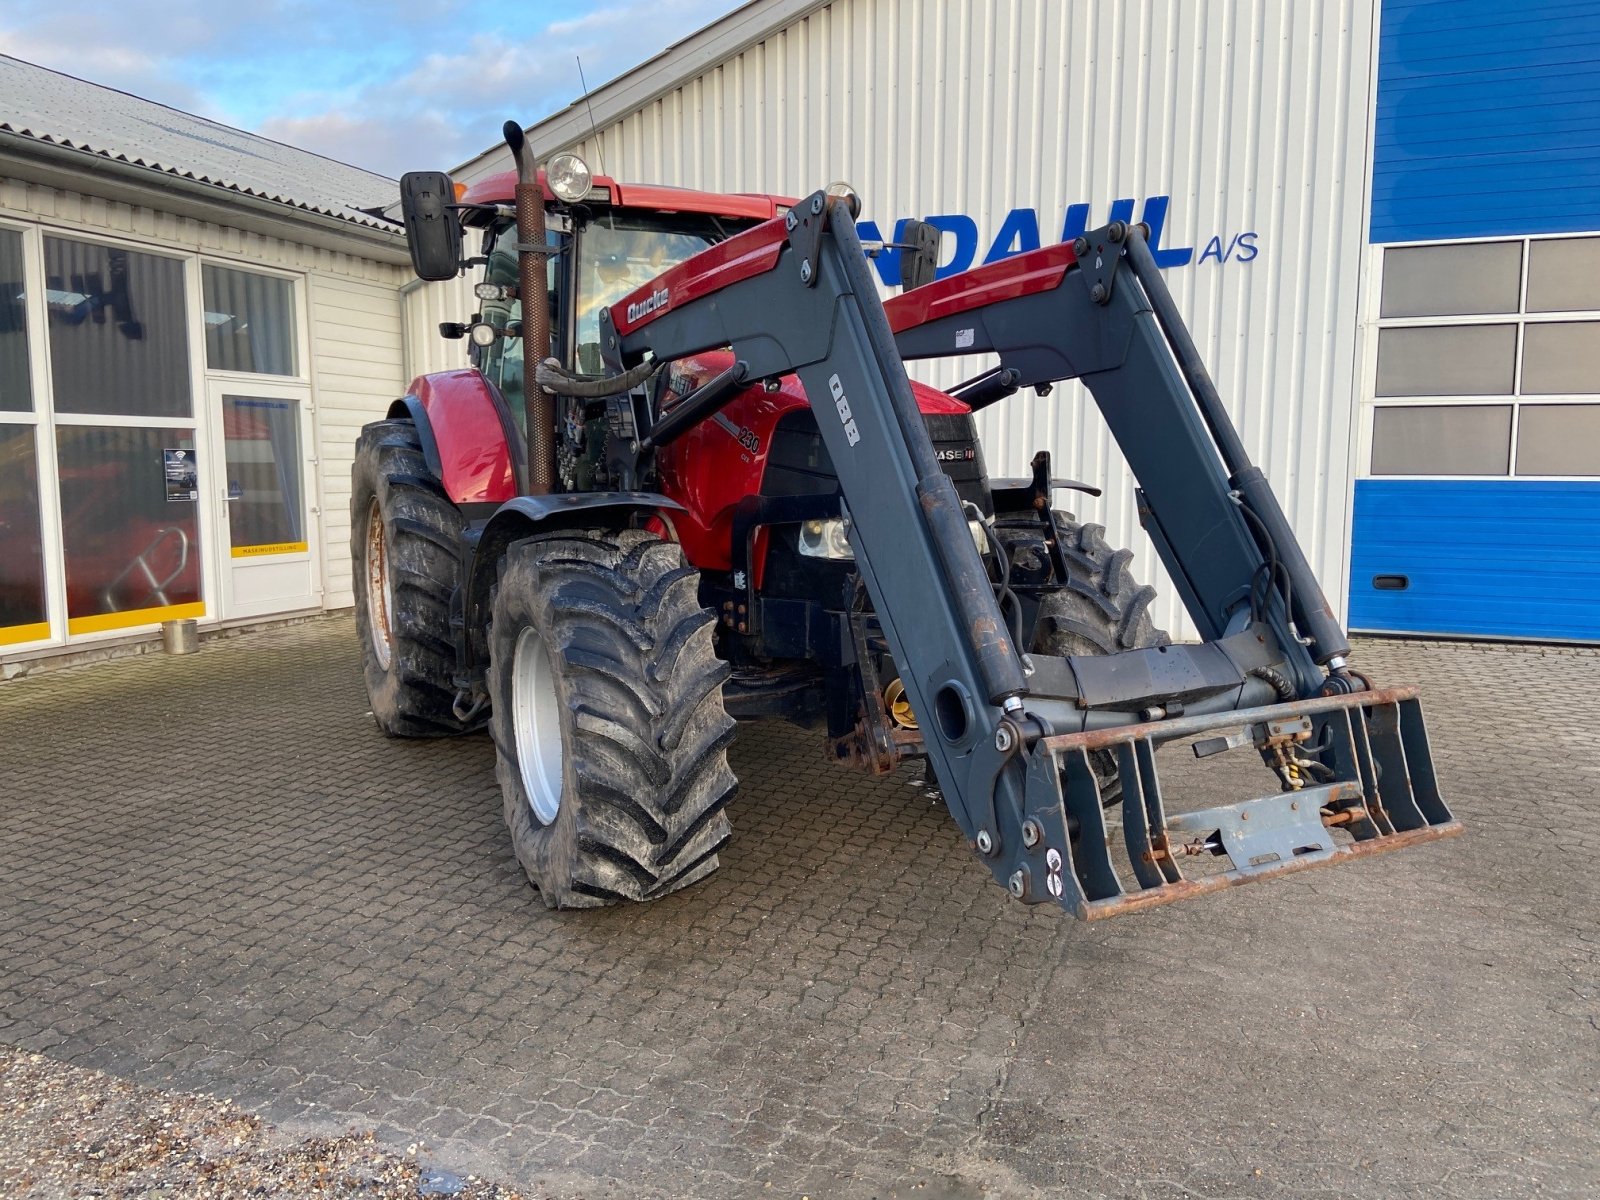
[{"left": 389, "top": 369, "right": 523, "bottom": 504}]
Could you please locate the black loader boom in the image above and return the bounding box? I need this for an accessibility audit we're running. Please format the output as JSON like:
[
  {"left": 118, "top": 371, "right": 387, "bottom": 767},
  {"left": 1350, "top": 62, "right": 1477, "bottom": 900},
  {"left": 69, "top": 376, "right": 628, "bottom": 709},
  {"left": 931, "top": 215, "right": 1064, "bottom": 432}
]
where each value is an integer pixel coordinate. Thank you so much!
[{"left": 589, "top": 192, "right": 1459, "bottom": 918}]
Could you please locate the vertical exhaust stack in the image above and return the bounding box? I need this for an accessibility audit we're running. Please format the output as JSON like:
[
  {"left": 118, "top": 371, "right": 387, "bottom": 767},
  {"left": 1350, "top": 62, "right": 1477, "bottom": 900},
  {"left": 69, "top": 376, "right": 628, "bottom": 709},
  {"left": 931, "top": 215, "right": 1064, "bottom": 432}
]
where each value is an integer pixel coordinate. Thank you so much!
[{"left": 503, "top": 121, "right": 555, "bottom": 494}]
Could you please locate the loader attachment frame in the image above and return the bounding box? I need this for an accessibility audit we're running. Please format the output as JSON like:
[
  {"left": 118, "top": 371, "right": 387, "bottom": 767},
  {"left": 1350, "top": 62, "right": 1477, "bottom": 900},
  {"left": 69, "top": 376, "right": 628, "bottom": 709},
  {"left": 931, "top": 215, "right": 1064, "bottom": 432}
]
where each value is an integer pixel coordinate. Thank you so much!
[{"left": 598, "top": 194, "right": 1458, "bottom": 917}]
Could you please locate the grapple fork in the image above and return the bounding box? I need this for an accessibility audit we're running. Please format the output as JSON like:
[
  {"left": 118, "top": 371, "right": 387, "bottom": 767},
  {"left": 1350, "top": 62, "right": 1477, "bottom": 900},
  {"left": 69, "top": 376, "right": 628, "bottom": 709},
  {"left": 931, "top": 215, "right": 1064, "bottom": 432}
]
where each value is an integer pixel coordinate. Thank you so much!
[{"left": 1026, "top": 687, "right": 1460, "bottom": 919}]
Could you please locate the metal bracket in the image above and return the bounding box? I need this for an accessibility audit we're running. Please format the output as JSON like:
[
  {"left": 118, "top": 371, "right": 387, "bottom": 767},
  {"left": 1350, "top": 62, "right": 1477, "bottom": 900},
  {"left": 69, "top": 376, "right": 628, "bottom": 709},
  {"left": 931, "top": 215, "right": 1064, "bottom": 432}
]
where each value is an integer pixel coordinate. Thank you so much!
[
  {"left": 1167, "top": 784, "right": 1345, "bottom": 870},
  {"left": 786, "top": 191, "right": 829, "bottom": 287},
  {"left": 1073, "top": 221, "right": 1129, "bottom": 306}
]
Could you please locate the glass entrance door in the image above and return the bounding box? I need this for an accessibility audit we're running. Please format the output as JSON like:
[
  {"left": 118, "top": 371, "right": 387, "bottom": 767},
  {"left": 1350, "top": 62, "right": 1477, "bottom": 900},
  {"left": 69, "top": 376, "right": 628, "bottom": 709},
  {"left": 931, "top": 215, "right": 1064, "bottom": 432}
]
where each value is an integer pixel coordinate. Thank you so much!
[{"left": 209, "top": 381, "right": 317, "bottom": 619}]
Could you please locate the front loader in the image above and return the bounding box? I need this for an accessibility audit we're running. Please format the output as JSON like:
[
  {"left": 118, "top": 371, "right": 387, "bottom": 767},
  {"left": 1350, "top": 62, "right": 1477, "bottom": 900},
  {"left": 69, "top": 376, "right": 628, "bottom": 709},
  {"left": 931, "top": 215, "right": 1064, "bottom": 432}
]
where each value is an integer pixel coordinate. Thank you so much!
[
  {"left": 357, "top": 125, "right": 1457, "bottom": 916},
  {"left": 590, "top": 195, "right": 1459, "bottom": 917}
]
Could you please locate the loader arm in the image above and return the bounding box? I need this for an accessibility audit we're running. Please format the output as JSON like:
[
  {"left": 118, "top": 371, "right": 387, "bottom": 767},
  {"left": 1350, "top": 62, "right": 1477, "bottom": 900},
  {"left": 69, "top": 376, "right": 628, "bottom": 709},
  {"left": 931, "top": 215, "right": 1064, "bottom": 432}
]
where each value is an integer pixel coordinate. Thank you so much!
[
  {"left": 600, "top": 194, "right": 1459, "bottom": 919},
  {"left": 886, "top": 227, "right": 1341, "bottom": 686}
]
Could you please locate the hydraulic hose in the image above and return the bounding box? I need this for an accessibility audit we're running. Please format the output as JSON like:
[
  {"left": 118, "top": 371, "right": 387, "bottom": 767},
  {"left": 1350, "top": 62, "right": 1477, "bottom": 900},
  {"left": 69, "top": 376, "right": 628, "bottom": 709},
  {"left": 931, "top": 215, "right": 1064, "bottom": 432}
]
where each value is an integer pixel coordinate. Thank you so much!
[{"left": 534, "top": 355, "right": 660, "bottom": 398}]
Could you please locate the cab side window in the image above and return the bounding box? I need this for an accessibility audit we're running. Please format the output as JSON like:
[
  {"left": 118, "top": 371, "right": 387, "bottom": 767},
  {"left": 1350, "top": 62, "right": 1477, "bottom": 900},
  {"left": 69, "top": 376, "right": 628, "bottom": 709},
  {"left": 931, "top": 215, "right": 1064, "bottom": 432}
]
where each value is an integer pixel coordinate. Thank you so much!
[{"left": 478, "top": 224, "right": 562, "bottom": 413}]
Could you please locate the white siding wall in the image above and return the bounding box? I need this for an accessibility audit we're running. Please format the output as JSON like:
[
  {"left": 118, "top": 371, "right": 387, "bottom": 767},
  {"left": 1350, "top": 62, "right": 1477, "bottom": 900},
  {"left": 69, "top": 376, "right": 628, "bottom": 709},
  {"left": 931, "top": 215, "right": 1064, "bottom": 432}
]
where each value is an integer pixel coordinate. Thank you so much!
[
  {"left": 402, "top": 276, "right": 476, "bottom": 380},
  {"left": 478, "top": 0, "right": 1375, "bottom": 637},
  {"left": 307, "top": 272, "right": 408, "bottom": 606},
  {"left": 0, "top": 177, "right": 409, "bottom": 614}
]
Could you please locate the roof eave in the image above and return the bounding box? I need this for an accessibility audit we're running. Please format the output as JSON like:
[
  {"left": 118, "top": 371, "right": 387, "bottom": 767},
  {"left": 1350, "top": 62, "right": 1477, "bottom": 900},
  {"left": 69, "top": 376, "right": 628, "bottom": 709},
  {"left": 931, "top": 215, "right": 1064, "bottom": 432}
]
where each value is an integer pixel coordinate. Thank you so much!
[{"left": 0, "top": 132, "right": 410, "bottom": 265}]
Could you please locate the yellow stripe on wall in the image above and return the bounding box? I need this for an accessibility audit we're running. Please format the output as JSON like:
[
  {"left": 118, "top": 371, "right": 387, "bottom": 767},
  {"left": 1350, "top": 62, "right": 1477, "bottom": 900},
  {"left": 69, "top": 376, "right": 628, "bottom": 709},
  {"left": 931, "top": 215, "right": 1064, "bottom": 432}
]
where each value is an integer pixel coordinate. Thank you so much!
[
  {"left": 67, "top": 601, "right": 206, "bottom": 636},
  {"left": 0, "top": 621, "right": 51, "bottom": 647},
  {"left": 231, "top": 541, "right": 308, "bottom": 558}
]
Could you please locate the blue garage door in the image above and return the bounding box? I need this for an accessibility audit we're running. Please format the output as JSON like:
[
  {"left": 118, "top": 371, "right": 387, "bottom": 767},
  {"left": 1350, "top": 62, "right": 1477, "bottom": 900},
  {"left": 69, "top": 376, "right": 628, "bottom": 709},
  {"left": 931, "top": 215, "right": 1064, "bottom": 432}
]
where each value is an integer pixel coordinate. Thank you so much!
[
  {"left": 1351, "top": 481, "right": 1600, "bottom": 641},
  {"left": 1372, "top": 0, "right": 1600, "bottom": 244},
  {"left": 1358, "top": 1, "right": 1600, "bottom": 643}
]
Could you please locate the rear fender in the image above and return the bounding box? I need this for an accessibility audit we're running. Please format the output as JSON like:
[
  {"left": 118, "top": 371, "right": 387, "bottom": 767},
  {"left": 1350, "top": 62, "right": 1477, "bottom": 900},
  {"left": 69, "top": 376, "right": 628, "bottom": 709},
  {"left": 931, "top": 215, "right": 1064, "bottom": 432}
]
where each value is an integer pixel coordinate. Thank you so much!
[
  {"left": 388, "top": 369, "right": 524, "bottom": 503},
  {"left": 462, "top": 492, "right": 689, "bottom": 670}
]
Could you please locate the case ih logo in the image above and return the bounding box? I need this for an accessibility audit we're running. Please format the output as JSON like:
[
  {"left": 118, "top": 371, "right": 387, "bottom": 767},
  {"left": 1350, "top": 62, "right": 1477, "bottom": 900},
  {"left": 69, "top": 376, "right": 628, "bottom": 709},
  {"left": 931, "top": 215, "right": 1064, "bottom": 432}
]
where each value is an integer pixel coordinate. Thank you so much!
[
  {"left": 936, "top": 447, "right": 976, "bottom": 462},
  {"left": 626, "top": 287, "right": 670, "bottom": 324},
  {"left": 859, "top": 196, "right": 1259, "bottom": 285}
]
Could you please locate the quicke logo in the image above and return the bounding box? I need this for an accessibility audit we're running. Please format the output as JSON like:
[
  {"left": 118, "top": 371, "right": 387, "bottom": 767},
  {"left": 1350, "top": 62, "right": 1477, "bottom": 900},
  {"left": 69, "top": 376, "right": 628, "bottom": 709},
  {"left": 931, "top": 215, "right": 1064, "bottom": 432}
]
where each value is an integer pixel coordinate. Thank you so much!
[{"left": 626, "top": 287, "right": 670, "bottom": 325}]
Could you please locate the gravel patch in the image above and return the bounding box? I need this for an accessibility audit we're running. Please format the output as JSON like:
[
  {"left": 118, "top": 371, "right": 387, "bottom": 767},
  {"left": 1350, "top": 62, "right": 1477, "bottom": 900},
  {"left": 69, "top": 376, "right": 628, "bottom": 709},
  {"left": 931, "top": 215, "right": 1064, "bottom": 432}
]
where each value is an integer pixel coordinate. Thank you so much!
[{"left": 0, "top": 1047, "right": 529, "bottom": 1199}]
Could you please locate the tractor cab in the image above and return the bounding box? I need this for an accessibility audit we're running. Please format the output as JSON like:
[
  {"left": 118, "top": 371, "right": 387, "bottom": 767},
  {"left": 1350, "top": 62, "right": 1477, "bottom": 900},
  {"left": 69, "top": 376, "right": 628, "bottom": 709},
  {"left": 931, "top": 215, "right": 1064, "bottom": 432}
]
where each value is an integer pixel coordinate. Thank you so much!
[
  {"left": 419, "top": 157, "right": 787, "bottom": 421},
  {"left": 398, "top": 153, "right": 790, "bottom": 493}
]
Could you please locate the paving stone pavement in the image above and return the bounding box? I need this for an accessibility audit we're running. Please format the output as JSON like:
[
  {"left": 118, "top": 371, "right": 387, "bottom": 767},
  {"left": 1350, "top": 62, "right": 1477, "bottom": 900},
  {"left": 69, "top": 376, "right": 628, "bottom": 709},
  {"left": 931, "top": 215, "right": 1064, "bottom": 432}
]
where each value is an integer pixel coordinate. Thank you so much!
[{"left": 0, "top": 616, "right": 1595, "bottom": 1199}]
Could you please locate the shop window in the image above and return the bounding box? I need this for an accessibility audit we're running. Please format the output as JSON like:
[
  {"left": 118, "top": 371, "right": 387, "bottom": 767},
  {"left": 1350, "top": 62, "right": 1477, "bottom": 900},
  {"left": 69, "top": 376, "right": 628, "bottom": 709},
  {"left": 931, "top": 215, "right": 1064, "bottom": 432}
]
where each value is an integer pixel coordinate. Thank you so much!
[
  {"left": 1375, "top": 325, "right": 1516, "bottom": 396},
  {"left": 222, "top": 395, "right": 304, "bottom": 553},
  {"left": 1515, "top": 405, "right": 1600, "bottom": 477},
  {"left": 1370, "top": 405, "right": 1511, "bottom": 476},
  {"left": 202, "top": 265, "right": 297, "bottom": 376},
  {"left": 1526, "top": 238, "right": 1600, "bottom": 313},
  {"left": 0, "top": 229, "right": 31, "bottom": 413},
  {"left": 55, "top": 426, "right": 202, "bottom": 633},
  {"left": 0, "top": 425, "right": 47, "bottom": 641},
  {"left": 1379, "top": 241, "right": 1521, "bottom": 318},
  {"left": 1520, "top": 322, "right": 1600, "bottom": 395},
  {"left": 44, "top": 237, "right": 191, "bottom": 419}
]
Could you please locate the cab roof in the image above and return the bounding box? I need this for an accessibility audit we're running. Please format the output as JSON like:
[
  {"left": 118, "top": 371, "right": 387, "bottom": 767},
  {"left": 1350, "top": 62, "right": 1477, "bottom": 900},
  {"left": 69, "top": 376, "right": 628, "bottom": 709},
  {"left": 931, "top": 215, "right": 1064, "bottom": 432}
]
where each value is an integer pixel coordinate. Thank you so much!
[{"left": 460, "top": 169, "right": 792, "bottom": 222}]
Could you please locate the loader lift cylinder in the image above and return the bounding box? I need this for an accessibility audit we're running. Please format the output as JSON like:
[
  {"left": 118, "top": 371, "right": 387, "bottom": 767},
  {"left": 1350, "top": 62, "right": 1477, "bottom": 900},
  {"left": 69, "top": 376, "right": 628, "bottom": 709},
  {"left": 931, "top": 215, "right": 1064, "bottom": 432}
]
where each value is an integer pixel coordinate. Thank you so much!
[{"left": 1117, "top": 227, "right": 1350, "bottom": 666}]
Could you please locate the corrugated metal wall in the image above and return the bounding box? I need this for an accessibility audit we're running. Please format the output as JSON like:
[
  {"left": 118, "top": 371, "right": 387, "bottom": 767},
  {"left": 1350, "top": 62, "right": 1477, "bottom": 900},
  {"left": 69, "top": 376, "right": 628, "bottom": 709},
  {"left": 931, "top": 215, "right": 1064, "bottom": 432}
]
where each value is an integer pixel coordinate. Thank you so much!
[{"left": 450, "top": 0, "right": 1376, "bottom": 638}]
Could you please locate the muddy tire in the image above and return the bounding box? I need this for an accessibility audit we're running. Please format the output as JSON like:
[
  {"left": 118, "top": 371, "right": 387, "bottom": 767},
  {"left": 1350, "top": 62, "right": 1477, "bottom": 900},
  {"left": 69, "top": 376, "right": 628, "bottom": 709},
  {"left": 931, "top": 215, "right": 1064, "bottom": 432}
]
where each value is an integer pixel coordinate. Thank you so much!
[
  {"left": 350, "top": 419, "right": 474, "bottom": 737},
  {"left": 487, "top": 530, "right": 737, "bottom": 908},
  {"left": 1028, "top": 515, "right": 1169, "bottom": 659},
  {"left": 1007, "top": 514, "right": 1169, "bottom": 803}
]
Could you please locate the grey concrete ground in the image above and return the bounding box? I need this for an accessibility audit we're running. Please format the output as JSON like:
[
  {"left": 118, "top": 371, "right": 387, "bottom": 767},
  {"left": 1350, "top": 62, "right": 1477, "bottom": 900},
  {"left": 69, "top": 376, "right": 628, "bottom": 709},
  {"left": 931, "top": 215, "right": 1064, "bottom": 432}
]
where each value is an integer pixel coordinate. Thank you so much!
[{"left": 0, "top": 616, "right": 1595, "bottom": 1199}]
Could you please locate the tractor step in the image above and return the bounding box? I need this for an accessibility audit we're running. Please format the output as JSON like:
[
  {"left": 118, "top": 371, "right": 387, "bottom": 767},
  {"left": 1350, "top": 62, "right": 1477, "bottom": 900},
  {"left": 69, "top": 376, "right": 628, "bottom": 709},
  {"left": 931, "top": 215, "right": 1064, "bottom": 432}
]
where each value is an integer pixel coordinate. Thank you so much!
[{"left": 1024, "top": 686, "right": 1461, "bottom": 920}]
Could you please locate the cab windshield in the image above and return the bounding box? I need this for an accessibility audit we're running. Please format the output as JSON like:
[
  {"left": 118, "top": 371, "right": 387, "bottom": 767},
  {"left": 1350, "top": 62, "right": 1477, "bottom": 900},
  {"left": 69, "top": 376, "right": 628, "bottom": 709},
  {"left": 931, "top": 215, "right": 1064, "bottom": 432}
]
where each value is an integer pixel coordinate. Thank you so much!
[{"left": 574, "top": 216, "right": 727, "bottom": 372}]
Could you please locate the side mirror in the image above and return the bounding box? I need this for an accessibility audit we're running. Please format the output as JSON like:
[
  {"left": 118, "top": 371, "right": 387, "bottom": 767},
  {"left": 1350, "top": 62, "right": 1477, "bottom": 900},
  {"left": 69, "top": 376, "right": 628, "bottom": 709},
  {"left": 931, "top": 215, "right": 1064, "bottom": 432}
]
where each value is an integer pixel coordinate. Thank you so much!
[
  {"left": 898, "top": 219, "right": 942, "bottom": 291},
  {"left": 399, "top": 171, "right": 463, "bottom": 282}
]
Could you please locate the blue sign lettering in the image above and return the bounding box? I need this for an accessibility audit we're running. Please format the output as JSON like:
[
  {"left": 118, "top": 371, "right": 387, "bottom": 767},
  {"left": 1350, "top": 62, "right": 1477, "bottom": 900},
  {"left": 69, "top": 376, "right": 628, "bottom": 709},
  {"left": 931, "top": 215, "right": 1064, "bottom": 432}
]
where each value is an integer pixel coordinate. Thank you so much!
[{"left": 860, "top": 195, "right": 1257, "bottom": 287}]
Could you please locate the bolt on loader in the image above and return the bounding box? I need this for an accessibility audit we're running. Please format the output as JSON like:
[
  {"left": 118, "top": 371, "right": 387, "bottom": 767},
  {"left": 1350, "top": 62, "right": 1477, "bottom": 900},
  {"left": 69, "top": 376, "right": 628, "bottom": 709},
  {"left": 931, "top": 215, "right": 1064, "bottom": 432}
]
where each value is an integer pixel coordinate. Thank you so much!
[{"left": 354, "top": 123, "right": 1458, "bottom": 915}]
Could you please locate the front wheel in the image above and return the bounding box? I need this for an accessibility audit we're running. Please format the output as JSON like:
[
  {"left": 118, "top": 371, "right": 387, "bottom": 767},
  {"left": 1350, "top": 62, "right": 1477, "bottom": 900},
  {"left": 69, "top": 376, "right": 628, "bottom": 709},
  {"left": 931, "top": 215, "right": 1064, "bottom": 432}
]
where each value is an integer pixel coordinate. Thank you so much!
[{"left": 486, "top": 529, "right": 738, "bottom": 908}]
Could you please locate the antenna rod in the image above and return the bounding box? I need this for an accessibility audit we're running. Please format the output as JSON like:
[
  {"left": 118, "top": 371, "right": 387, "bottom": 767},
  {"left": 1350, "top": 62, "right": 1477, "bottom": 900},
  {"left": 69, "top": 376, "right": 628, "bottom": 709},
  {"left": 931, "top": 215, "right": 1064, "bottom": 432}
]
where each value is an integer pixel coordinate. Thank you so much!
[{"left": 576, "top": 56, "right": 606, "bottom": 178}]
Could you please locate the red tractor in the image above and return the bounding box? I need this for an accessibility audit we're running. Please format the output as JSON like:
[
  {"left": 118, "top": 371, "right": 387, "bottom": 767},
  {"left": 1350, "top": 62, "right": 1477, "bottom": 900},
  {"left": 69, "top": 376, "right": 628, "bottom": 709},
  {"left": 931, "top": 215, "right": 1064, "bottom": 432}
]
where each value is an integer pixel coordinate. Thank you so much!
[{"left": 354, "top": 124, "right": 1456, "bottom": 913}]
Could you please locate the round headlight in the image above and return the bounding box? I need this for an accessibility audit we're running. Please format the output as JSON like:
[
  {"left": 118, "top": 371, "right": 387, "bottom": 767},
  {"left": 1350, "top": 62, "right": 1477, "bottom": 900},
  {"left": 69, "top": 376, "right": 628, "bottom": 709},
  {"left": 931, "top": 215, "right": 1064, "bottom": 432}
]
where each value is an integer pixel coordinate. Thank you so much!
[
  {"left": 468, "top": 321, "right": 499, "bottom": 348},
  {"left": 825, "top": 181, "right": 862, "bottom": 220},
  {"left": 547, "top": 153, "right": 592, "bottom": 203}
]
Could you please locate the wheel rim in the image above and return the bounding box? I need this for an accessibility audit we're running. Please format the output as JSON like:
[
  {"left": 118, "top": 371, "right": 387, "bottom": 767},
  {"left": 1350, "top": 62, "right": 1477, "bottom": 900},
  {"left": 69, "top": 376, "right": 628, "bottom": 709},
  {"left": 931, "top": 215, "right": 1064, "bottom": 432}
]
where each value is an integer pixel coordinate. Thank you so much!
[
  {"left": 512, "top": 626, "right": 564, "bottom": 825},
  {"left": 364, "top": 498, "right": 394, "bottom": 671}
]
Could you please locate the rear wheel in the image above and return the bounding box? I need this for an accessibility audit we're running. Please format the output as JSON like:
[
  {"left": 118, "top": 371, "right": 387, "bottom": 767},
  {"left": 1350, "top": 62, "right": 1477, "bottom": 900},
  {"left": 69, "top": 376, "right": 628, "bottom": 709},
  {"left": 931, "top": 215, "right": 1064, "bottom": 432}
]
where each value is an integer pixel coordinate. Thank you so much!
[
  {"left": 1003, "top": 513, "right": 1169, "bottom": 802},
  {"left": 351, "top": 420, "right": 475, "bottom": 737},
  {"left": 1028, "top": 516, "right": 1168, "bottom": 660},
  {"left": 487, "top": 529, "right": 738, "bottom": 908}
]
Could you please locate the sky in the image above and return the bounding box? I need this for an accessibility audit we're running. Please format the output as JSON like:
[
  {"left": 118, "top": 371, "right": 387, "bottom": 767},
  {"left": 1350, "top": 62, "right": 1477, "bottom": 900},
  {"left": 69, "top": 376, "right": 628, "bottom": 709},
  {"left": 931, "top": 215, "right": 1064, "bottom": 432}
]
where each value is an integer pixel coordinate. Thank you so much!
[{"left": 0, "top": 0, "right": 748, "bottom": 179}]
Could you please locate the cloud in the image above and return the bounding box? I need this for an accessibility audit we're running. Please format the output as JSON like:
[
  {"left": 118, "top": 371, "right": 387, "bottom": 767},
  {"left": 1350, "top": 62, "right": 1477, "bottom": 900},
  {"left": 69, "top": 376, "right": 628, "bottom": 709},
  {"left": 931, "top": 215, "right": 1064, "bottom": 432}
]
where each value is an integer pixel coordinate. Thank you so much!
[
  {"left": 256, "top": 110, "right": 476, "bottom": 180},
  {"left": 0, "top": 0, "right": 748, "bottom": 179}
]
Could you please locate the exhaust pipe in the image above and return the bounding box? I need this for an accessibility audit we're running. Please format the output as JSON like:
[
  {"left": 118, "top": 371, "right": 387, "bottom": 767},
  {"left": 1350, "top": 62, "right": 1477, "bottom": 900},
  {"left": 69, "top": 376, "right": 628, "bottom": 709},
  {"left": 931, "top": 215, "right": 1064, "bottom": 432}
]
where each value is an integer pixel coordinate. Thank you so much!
[{"left": 502, "top": 121, "right": 555, "bottom": 495}]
